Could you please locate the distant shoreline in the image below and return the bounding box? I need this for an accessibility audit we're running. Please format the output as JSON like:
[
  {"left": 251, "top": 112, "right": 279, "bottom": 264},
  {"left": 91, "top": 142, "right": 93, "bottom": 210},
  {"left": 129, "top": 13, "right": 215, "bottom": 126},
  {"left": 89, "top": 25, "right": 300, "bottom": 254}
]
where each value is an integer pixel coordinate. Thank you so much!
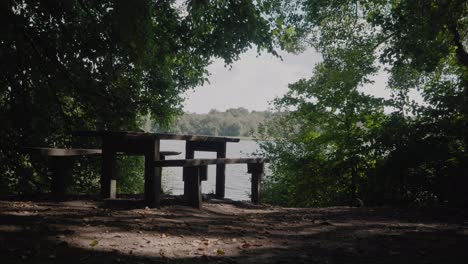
[{"left": 156, "top": 133, "right": 274, "bottom": 142}]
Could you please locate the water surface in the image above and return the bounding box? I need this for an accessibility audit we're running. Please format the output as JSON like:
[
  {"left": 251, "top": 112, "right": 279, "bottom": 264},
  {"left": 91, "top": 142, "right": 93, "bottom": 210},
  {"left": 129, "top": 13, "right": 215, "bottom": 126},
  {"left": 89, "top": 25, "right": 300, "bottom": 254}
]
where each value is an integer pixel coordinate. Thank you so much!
[{"left": 159, "top": 139, "right": 260, "bottom": 201}]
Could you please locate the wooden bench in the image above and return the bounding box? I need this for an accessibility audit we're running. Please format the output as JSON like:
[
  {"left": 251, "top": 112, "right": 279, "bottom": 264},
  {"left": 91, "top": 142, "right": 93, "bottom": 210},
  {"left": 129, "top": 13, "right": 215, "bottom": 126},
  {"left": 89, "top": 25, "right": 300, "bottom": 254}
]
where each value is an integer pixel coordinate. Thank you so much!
[
  {"left": 24, "top": 147, "right": 180, "bottom": 200},
  {"left": 22, "top": 147, "right": 102, "bottom": 200},
  {"left": 154, "top": 158, "right": 267, "bottom": 208}
]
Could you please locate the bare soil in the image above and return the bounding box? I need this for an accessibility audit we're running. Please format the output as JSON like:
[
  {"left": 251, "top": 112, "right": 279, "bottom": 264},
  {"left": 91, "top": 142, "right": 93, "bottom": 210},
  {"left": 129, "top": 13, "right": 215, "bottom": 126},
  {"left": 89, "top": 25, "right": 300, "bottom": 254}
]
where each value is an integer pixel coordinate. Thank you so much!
[{"left": 0, "top": 195, "right": 467, "bottom": 264}]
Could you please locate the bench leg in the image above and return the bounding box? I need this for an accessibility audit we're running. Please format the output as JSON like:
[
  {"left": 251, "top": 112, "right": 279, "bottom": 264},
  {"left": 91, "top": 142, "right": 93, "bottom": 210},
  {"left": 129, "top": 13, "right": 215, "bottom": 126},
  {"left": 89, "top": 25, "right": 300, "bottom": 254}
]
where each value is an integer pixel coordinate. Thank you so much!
[
  {"left": 215, "top": 143, "right": 227, "bottom": 199},
  {"left": 102, "top": 148, "right": 116, "bottom": 199},
  {"left": 199, "top": 165, "right": 207, "bottom": 181},
  {"left": 248, "top": 163, "right": 264, "bottom": 204},
  {"left": 158, "top": 154, "right": 166, "bottom": 194},
  {"left": 184, "top": 166, "right": 203, "bottom": 209},
  {"left": 110, "top": 179, "right": 116, "bottom": 199},
  {"left": 145, "top": 139, "right": 161, "bottom": 208},
  {"left": 183, "top": 142, "right": 195, "bottom": 193},
  {"left": 50, "top": 156, "right": 74, "bottom": 201}
]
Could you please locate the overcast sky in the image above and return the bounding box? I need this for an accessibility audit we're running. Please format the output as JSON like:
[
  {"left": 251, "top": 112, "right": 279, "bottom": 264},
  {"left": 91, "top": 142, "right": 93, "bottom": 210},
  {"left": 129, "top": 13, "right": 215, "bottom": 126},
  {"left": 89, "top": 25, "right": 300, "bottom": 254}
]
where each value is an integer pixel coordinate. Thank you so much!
[{"left": 182, "top": 47, "right": 393, "bottom": 114}]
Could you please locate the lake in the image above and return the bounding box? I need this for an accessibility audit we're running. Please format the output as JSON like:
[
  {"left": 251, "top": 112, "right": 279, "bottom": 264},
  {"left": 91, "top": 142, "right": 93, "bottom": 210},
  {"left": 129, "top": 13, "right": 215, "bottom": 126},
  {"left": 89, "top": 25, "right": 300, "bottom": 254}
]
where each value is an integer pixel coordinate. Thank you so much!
[{"left": 159, "top": 139, "right": 261, "bottom": 201}]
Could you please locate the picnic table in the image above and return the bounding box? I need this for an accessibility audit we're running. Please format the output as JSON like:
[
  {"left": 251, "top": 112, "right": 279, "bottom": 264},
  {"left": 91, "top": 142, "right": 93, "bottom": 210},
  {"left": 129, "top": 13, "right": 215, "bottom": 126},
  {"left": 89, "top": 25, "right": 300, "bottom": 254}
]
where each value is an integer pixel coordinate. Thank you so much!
[{"left": 72, "top": 131, "right": 240, "bottom": 208}]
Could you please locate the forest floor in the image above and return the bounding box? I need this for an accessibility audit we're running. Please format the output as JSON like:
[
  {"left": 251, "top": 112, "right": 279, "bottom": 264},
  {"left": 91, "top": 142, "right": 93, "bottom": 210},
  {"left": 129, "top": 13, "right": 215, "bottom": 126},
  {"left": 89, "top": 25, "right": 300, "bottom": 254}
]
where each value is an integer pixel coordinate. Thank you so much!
[{"left": 0, "top": 195, "right": 467, "bottom": 264}]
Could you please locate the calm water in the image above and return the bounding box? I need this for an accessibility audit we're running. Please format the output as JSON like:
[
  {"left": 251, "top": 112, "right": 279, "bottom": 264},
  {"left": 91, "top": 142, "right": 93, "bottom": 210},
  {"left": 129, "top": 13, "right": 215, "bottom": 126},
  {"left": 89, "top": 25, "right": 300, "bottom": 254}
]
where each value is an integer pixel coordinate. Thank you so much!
[{"left": 159, "top": 139, "right": 261, "bottom": 201}]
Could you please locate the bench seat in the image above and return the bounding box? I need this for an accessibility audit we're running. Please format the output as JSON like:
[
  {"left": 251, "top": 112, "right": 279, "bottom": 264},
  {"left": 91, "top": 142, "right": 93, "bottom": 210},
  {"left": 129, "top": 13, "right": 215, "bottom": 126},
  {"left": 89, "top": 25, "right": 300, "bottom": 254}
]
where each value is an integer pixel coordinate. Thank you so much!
[
  {"left": 155, "top": 158, "right": 267, "bottom": 208},
  {"left": 23, "top": 147, "right": 102, "bottom": 156},
  {"left": 23, "top": 148, "right": 181, "bottom": 200},
  {"left": 154, "top": 157, "right": 266, "bottom": 167},
  {"left": 23, "top": 147, "right": 103, "bottom": 200}
]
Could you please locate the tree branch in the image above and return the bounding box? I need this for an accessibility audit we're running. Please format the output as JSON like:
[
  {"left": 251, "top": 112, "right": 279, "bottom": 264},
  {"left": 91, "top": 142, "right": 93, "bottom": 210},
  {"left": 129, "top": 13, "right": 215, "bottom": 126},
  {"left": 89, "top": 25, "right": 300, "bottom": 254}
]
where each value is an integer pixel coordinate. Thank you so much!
[
  {"left": 448, "top": 23, "right": 468, "bottom": 68},
  {"left": 372, "top": 33, "right": 396, "bottom": 51}
]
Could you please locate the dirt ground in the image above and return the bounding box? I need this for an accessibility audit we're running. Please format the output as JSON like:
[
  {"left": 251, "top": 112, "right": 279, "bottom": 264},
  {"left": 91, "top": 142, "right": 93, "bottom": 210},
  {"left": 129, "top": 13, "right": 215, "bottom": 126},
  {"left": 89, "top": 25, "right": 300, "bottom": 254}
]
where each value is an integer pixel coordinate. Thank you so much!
[{"left": 0, "top": 196, "right": 467, "bottom": 264}]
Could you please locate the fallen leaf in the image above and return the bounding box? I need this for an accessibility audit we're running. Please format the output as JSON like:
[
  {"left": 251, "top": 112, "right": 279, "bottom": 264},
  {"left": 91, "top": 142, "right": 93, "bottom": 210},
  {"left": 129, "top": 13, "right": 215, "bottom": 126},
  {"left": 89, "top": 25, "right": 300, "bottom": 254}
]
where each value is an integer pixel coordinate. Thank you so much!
[
  {"left": 216, "top": 249, "right": 225, "bottom": 255},
  {"left": 89, "top": 240, "right": 99, "bottom": 247}
]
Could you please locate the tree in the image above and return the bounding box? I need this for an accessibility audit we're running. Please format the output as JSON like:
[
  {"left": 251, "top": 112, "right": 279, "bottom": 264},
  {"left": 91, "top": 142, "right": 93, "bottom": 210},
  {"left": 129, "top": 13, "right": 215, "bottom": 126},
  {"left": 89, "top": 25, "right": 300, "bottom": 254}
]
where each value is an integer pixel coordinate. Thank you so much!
[
  {"left": 297, "top": 0, "right": 467, "bottom": 147},
  {"left": 155, "top": 108, "right": 276, "bottom": 137},
  {"left": 366, "top": 0, "right": 468, "bottom": 205},
  {"left": 261, "top": 0, "right": 468, "bottom": 206},
  {"left": 260, "top": 46, "right": 386, "bottom": 206},
  {"left": 364, "top": 0, "right": 468, "bottom": 146},
  {"left": 0, "top": 0, "right": 279, "bottom": 194}
]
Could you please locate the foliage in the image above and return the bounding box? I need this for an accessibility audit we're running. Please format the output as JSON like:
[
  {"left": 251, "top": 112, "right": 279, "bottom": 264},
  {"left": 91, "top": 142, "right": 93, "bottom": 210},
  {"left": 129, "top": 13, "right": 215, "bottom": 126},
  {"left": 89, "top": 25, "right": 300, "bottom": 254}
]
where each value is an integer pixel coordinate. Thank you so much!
[
  {"left": 154, "top": 107, "right": 277, "bottom": 137},
  {"left": 261, "top": 0, "right": 468, "bottom": 207},
  {"left": 0, "top": 0, "right": 281, "bottom": 195},
  {"left": 260, "top": 47, "right": 386, "bottom": 206}
]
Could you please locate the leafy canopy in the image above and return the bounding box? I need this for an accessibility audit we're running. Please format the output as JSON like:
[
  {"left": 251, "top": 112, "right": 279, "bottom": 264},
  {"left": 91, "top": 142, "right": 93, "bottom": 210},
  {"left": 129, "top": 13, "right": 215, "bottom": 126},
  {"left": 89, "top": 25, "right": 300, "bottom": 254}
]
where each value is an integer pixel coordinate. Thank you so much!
[
  {"left": 260, "top": 0, "right": 468, "bottom": 206},
  {"left": 0, "top": 0, "right": 281, "bottom": 194}
]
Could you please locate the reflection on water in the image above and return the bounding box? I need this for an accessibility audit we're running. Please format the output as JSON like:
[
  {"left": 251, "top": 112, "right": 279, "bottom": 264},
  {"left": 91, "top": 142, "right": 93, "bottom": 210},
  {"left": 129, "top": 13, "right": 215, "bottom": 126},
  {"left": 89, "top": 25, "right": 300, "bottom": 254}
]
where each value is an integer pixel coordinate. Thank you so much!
[{"left": 159, "top": 139, "right": 261, "bottom": 201}]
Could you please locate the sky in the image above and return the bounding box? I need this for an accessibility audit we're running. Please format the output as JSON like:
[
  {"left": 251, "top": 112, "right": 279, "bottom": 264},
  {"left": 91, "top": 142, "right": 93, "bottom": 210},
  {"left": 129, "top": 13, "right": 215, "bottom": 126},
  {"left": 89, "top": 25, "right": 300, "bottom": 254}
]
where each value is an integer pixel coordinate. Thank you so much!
[{"left": 182, "top": 47, "right": 393, "bottom": 114}]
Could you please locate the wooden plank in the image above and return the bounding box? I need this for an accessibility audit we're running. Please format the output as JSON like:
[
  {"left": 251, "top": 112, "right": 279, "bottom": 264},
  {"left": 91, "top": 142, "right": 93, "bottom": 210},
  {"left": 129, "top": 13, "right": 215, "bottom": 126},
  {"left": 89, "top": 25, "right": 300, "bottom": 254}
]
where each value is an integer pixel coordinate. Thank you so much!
[
  {"left": 23, "top": 147, "right": 101, "bottom": 157},
  {"left": 155, "top": 158, "right": 267, "bottom": 167},
  {"left": 179, "top": 141, "right": 225, "bottom": 152},
  {"left": 105, "top": 134, "right": 155, "bottom": 155},
  {"left": 184, "top": 166, "right": 203, "bottom": 208},
  {"left": 114, "top": 151, "right": 181, "bottom": 157},
  {"left": 248, "top": 163, "right": 264, "bottom": 204},
  {"left": 49, "top": 156, "right": 74, "bottom": 200},
  {"left": 182, "top": 141, "right": 196, "bottom": 187},
  {"left": 155, "top": 133, "right": 240, "bottom": 143},
  {"left": 73, "top": 130, "right": 240, "bottom": 143},
  {"left": 159, "top": 151, "right": 181, "bottom": 157},
  {"left": 183, "top": 165, "right": 208, "bottom": 181},
  {"left": 216, "top": 143, "right": 226, "bottom": 199},
  {"left": 199, "top": 165, "right": 208, "bottom": 181},
  {"left": 110, "top": 180, "right": 117, "bottom": 199},
  {"left": 145, "top": 139, "right": 160, "bottom": 208},
  {"left": 101, "top": 139, "right": 116, "bottom": 198}
]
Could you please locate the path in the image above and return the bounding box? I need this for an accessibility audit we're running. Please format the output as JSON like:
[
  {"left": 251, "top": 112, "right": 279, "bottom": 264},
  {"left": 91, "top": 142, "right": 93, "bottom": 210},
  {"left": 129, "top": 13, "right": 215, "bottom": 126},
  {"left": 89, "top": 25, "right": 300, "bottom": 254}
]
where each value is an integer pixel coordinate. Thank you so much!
[{"left": 0, "top": 197, "right": 467, "bottom": 263}]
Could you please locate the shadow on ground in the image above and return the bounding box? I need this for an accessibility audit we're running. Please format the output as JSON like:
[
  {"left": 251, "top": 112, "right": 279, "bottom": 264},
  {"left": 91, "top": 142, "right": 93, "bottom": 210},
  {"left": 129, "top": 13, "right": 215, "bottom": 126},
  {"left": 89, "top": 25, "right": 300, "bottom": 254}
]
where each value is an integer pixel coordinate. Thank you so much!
[{"left": 0, "top": 195, "right": 467, "bottom": 264}]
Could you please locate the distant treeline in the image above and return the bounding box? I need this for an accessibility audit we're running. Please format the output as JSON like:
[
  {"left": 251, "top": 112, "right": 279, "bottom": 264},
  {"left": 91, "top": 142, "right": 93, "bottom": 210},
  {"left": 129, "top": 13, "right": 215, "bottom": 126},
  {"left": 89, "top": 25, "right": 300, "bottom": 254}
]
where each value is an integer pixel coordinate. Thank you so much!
[{"left": 154, "top": 108, "right": 276, "bottom": 137}]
